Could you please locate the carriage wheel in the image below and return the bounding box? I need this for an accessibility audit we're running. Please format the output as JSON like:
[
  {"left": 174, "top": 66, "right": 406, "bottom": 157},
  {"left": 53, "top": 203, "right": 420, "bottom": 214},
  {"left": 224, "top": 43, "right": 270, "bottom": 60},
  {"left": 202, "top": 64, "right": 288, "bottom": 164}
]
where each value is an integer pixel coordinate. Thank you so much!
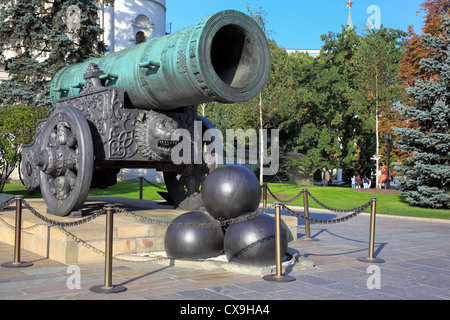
[
  {"left": 39, "top": 106, "right": 94, "bottom": 216},
  {"left": 163, "top": 116, "right": 221, "bottom": 211},
  {"left": 163, "top": 169, "right": 205, "bottom": 211}
]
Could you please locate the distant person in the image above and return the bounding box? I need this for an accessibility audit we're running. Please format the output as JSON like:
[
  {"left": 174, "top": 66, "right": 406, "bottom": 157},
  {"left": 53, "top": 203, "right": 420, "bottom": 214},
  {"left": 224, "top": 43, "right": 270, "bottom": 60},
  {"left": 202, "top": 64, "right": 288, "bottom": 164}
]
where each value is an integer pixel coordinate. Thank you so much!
[
  {"left": 351, "top": 176, "right": 356, "bottom": 189},
  {"left": 322, "top": 167, "right": 330, "bottom": 186},
  {"left": 363, "top": 176, "right": 368, "bottom": 188},
  {"left": 356, "top": 175, "right": 361, "bottom": 189}
]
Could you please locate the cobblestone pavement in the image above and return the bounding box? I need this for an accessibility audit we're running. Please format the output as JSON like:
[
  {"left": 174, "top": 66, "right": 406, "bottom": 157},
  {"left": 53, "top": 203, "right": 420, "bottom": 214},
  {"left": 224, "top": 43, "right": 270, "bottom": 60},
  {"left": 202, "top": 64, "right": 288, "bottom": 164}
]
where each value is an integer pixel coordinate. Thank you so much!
[{"left": 1, "top": 206, "right": 449, "bottom": 304}]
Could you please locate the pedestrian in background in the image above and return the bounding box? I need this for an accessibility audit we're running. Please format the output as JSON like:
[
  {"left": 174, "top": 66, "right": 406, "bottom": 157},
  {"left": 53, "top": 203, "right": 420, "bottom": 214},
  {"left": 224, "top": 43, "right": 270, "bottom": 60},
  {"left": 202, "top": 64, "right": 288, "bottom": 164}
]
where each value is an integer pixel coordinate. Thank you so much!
[
  {"left": 356, "top": 175, "right": 361, "bottom": 189},
  {"left": 322, "top": 167, "right": 330, "bottom": 186}
]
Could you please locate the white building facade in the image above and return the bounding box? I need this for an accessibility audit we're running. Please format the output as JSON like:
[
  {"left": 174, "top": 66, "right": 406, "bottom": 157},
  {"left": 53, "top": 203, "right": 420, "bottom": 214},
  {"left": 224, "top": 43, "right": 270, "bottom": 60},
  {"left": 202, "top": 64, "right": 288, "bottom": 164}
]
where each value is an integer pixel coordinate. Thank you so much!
[
  {"left": 100, "top": 0, "right": 168, "bottom": 182},
  {"left": 2, "top": 0, "right": 168, "bottom": 183},
  {"left": 99, "top": 0, "right": 167, "bottom": 53}
]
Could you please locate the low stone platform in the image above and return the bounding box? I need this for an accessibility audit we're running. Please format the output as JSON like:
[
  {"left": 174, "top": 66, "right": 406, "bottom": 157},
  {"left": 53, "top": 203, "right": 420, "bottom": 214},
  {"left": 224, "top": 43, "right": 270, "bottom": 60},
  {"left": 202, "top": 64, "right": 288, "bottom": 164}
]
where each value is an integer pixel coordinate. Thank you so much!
[
  {"left": 0, "top": 197, "right": 183, "bottom": 264},
  {"left": 115, "top": 248, "right": 314, "bottom": 276},
  {"left": 0, "top": 197, "right": 298, "bottom": 266}
]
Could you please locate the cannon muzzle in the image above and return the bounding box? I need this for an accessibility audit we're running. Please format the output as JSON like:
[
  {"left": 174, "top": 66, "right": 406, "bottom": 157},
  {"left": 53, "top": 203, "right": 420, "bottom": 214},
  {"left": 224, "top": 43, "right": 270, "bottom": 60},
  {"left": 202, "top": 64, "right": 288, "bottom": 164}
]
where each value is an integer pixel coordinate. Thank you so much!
[{"left": 50, "top": 10, "right": 271, "bottom": 110}]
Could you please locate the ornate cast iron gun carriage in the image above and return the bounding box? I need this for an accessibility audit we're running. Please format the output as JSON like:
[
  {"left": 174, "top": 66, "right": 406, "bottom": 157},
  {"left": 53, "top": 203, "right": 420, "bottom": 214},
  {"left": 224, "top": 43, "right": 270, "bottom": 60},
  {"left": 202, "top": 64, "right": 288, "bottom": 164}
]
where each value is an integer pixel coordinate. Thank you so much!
[{"left": 21, "top": 10, "right": 271, "bottom": 216}]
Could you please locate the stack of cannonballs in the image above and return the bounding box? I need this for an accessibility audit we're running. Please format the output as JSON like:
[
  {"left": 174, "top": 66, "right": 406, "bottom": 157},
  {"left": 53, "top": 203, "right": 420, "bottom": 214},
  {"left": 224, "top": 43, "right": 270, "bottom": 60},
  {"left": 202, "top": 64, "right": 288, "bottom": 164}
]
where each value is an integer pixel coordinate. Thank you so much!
[{"left": 164, "top": 164, "right": 287, "bottom": 266}]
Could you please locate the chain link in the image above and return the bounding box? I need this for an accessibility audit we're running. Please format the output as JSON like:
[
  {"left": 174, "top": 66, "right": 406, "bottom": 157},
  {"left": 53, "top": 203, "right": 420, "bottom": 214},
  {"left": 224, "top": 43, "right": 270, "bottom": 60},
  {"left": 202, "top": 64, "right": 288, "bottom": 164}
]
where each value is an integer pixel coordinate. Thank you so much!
[
  {"left": 305, "top": 189, "right": 372, "bottom": 214},
  {"left": 0, "top": 198, "right": 15, "bottom": 211},
  {"left": 266, "top": 186, "right": 304, "bottom": 204},
  {"left": 141, "top": 177, "right": 167, "bottom": 190},
  {"left": 0, "top": 187, "right": 373, "bottom": 260},
  {"left": 57, "top": 225, "right": 106, "bottom": 257},
  {"left": 22, "top": 199, "right": 105, "bottom": 227},
  {"left": 265, "top": 186, "right": 373, "bottom": 224},
  {"left": 0, "top": 216, "right": 41, "bottom": 232},
  {"left": 0, "top": 198, "right": 41, "bottom": 232},
  {"left": 279, "top": 201, "right": 371, "bottom": 225},
  {"left": 116, "top": 207, "right": 262, "bottom": 228}
]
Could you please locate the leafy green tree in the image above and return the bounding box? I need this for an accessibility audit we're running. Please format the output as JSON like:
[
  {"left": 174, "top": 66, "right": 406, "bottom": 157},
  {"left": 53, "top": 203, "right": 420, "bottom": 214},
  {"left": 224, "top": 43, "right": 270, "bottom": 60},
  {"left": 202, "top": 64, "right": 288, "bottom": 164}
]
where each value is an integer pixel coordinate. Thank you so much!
[
  {"left": 205, "top": 10, "right": 405, "bottom": 186},
  {"left": 353, "top": 27, "right": 406, "bottom": 187},
  {"left": 0, "top": 105, "right": 50, "bottom": 192},
  {"left": 0, "top": 0, "right": 110, "bottom": 109},
  {"left": 294, "top": 27, "right": 361, "bottom": 176},
  {"left": 393, "top": 15, "right": 450, "bottom": 209}
]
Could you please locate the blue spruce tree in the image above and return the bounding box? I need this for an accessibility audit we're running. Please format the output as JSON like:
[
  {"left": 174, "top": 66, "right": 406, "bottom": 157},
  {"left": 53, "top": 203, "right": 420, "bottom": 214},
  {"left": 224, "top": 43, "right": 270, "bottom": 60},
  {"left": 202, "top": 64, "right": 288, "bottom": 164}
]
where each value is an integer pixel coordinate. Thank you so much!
[
  {"left": 0, "top": 0, "right": 110, "bottom": 109},
  {"left": 393, "top": 15, "right": 450, "bottom": 209}
]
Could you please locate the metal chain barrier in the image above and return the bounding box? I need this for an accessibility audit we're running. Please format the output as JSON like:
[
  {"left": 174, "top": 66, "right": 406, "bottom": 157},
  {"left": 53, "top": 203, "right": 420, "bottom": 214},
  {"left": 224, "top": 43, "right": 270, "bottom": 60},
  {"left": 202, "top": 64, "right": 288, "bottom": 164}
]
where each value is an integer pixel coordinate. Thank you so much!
[
  {"left": 57, "top": 225, "right": 107, "bottom": 257},
  {"left": 116, "top": 207, "right": 262, "bottom": 228},
  {"left": 141, "top": 177, "right": 167, "bottom": 190},
  {"left": 264, "top": 186, "right": 373, "bottom": 224},
  {"left": 22, "top": 199, "right": 105, "bottom": 227},
  {"left": 266, "top": 186, "right": 304, "bottom": 204},
  {"left": 0, "top": 198, "right": 15, "bottom": 211},
  {"left": 280, "top": 201, "right": 371, "bottom": 225},
  {"left": 0, "top": 216, "right": 41, "bottom": 232},
  {"left": 0, "top": 186, "right": 376, "bottom": 268},
  {"left": 305, "top": 189, "right": 371, "bottom": 214},
  {"left": 0, "top": 198, "right": 41, "bottom": 232},
  {"left": 0, "top": 197, "right": 262, "bottom": 264}
]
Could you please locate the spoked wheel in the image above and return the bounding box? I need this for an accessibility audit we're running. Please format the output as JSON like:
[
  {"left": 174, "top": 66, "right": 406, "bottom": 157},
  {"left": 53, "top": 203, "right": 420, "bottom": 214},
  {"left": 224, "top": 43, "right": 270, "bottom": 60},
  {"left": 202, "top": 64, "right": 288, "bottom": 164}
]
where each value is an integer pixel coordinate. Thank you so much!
[
  {"left": 39, "top": 106, "right": 94, "bottom": 216},
  {"left": 163, "top": 116, "right": 222, "bottom": 211},
  {"left": 163, "top": 168, "right": 206, "bottom": 211}
]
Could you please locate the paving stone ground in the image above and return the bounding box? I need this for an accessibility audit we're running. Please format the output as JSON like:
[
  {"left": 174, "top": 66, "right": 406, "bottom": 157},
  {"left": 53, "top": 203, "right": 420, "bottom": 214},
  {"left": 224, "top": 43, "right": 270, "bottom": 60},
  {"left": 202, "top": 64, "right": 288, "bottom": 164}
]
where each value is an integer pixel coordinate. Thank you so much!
[{"left": 1, "top": 202, "right": 449, "bottom": 305}]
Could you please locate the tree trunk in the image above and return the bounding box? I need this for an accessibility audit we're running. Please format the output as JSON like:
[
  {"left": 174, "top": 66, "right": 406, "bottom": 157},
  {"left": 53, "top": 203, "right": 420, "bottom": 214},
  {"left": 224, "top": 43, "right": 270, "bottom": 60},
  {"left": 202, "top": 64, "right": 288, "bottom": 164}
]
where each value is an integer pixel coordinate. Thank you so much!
[
  {"left": 259, "top": 92, "right": 264, "bottom": 186},
  {"left": 375, "top": 72, "right": 380, "bottom": 189}
]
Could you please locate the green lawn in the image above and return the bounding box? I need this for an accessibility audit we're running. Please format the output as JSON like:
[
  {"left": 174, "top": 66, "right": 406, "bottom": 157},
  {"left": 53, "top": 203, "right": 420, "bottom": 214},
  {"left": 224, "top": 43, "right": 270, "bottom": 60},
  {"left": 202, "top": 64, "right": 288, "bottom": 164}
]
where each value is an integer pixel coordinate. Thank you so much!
[
  {"left": 264, "top": 183, "right": 450, "bottom": 220},
  {"left": 2, "top": 181, "right": 449, "bottom": 220}
]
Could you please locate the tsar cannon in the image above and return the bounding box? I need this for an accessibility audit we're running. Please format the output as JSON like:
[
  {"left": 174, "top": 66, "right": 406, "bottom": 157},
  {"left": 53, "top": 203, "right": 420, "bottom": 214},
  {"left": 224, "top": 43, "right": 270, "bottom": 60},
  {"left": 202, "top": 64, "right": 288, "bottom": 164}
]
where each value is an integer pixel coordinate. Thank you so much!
[{"left": 20, "top": 10, "right": 271, "bottom": 216}]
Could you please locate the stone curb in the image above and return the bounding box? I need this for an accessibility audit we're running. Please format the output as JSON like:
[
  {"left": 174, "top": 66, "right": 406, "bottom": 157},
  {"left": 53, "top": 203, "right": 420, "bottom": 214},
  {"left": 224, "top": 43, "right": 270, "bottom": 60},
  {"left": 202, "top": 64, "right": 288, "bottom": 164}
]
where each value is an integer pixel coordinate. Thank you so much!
[{"left": 114, "top": 249, "right": 315, "bottom": 276}]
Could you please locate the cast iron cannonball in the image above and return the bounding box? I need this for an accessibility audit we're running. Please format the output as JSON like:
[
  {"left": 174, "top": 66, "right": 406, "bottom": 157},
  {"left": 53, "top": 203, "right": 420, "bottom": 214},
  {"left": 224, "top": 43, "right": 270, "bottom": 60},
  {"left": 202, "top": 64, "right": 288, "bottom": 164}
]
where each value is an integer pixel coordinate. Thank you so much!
[
  {"left": 223, "top": 214, "right": 288, "bottom": 266},
  {"left": 164, "top": 211, "right": 224, "bottom": 259},
  {"left": 202, "top": 164, "right": 261, "bottom": 221}
]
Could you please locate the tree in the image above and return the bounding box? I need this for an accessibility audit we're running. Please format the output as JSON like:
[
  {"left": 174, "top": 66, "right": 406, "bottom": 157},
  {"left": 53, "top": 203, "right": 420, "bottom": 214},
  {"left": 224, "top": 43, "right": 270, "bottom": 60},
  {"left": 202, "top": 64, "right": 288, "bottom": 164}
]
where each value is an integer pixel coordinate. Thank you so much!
[
  {"left": 296, "top": 27, "right": 361, "bottom": 175},
  {"left": 246, "top": 4, "right": 273, "bottom": 185},
  {"left": 0, "top": 105, "right": 50, "bottom": 192},
  {"left": 206, "top": 39, "right": 309, "bottom": 180},
  {"left": 400, "top": 0, "right": 450, "bottom": 87},
  {"left": 0, "top": 0, "right": 110, "bottom": 109},
  {"left": 393, "top": 15, "right": 450, "bottom": 209},
  {"left": 353, "top": 27, "right": 406, "bottom": 188},
  {"left": 397, "top": 1, "right": 450, "bottom": 166}
]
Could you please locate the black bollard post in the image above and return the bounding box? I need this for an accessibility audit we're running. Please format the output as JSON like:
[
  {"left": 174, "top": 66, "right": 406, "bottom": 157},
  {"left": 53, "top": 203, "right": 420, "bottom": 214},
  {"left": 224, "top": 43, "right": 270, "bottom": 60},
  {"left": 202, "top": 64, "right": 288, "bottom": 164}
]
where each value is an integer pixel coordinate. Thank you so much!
[
  {"left": 2, "top": 195, "right": 33, "bottom": 268},
  {"left": 90, "top": 204, "right": 127, "bottom": 293}
]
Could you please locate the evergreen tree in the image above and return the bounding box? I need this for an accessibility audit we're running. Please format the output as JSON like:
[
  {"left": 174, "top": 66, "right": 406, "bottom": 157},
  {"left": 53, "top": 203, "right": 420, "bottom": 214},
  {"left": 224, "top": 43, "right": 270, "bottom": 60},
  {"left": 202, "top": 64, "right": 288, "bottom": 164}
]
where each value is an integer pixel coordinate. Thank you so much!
[
  {"left": 0, "top": 0, "right": 110, "bottom": 109},
  {"left": 393, "top": 15, "right": 450, "bottom": 209},
  {"left": 400, "top": 0, "right": 450, "bottom": 88},
  {"left": 397, "top": 0, "right": 450, "bottom": 165}
]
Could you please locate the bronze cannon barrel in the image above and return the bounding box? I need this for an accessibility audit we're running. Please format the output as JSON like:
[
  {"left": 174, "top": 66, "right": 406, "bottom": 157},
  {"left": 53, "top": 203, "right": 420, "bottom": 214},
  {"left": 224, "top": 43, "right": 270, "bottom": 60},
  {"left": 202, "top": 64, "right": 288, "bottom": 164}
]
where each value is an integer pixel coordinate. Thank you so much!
[{"left": 50, "top": 10, "right": 271, "bottom": 110}]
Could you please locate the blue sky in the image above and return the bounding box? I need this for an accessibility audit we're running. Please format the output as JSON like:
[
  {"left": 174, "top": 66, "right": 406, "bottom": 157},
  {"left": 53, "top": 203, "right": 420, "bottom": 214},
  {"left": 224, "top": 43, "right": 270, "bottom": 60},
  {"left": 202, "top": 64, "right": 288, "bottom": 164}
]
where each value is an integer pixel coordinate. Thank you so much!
[{"left": 166, "top": 0, "right": 426, "bottom": 50}]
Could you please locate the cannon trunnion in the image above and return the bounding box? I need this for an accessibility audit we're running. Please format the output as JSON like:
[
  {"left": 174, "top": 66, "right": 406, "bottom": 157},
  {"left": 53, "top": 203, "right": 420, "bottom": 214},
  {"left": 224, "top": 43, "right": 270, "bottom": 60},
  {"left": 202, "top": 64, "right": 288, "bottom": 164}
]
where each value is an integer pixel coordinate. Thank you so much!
[{"left": 21, "top": 10, "right": 271, "bottom": 216}]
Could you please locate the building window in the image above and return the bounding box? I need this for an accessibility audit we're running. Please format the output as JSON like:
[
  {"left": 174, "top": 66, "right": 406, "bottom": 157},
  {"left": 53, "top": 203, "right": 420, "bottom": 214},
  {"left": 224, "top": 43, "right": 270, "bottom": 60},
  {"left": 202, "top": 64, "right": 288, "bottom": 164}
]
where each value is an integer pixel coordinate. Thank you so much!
[
  {"left": 132, "top": 14, "right": 153, "bottom": 45},
  {"left": 136, "top": 31, "right": 146, "bottom": 44}
]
